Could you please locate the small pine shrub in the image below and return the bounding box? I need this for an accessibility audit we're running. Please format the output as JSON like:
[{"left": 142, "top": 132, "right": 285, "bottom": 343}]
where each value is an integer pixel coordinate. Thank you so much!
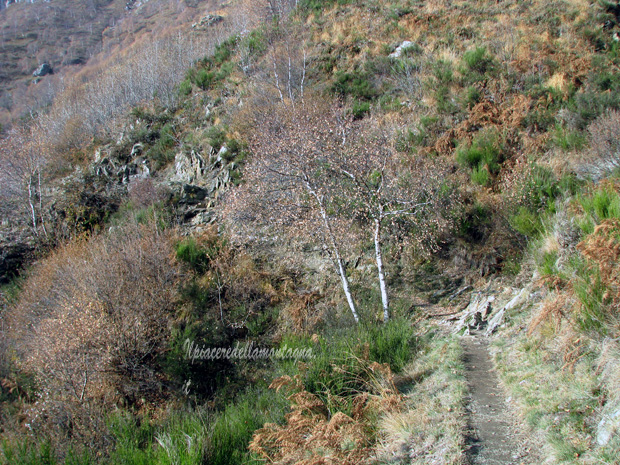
[
  {"left": 212, "top": 37, "right": 237, "bottom": 66},
  {"left": 178, "top": 79, "right": 192, "bottom": 96},
  {"left": 433, "top": 60, "right": 454, "bottom": 85},
  {"left": 206, "top": 125, "right": 227, "bottom": 152},
  {"left": 244, "top": 30, "right": 267, "bottom": 57},
  {"left": 463, "top": 85, "right": 482, "bottom": 109},
  {"left": 190, "top": 69, "right": 215, "bottom": 91}
]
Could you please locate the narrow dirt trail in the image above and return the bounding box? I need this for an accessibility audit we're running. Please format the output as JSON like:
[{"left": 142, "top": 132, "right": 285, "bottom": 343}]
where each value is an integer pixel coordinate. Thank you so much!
[{"left": 461, "top": 334, "right": 539, "bottom": 465}]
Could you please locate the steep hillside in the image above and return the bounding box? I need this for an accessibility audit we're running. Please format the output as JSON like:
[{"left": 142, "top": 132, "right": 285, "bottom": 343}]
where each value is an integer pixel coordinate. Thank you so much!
[
  {"left": 0, "top": 0, "right": 222, "bottom": 128},
  {"left": 2, "top": 0, "right": 620, "bottom": 464}
]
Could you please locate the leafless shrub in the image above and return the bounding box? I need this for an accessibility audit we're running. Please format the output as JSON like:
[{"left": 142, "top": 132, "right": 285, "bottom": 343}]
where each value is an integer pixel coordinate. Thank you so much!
[
  {"left": 127, "top": 177, "right": 167, "bottom": 209},
  {"left": 8, "top": 220, "right": 180, "bottom": 419},
  {"left": 579, "top": 110, "right": 620, "bottom": 180},
  {"left": 0, "top": 123, "right": 54, "bottom": 237}
]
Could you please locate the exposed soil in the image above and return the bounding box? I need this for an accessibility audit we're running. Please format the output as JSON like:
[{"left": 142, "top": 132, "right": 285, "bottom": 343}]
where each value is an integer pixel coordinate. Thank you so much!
[{"left": 461, "top": 332, "right": 541, "bottom": 465}]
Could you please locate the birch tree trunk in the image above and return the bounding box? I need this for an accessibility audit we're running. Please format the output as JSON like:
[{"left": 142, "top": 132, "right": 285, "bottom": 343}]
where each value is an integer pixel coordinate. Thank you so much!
[
  {"left": 374, "top": 217, "right": 389, "bottom": 322},
  {"left": 309, "top": 182, "right": 360, "bottom": 323}
]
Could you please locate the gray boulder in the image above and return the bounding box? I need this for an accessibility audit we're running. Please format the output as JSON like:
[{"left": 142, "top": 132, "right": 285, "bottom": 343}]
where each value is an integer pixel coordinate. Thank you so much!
[{"left": 33, "top": 63, "right": 53, "bottom": 77}]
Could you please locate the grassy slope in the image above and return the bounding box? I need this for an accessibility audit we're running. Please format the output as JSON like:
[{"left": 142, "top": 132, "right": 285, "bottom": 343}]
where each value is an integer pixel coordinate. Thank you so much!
[{"left": 3, "top": 0, "right": 620, "bottom": 463}]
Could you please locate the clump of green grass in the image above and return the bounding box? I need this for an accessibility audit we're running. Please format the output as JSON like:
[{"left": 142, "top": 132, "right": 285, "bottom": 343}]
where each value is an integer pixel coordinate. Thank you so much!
[
  {"left": 509, "top": 206, "right": 544, "bottom": 238},
  {"left": 552, "top": 125, "right": 587, "bottom": 152},
  {"left": 578, "top": 185, "right": 620, "bottom": 233},
  {"left": 208, "top": 389, "right": 288, "bottom": 465},
  {"left": 456, "top": 128, "right": 503, "bottom": 185},
  {"left": 0, "top": 440, "right": 61, "bottom": 465},
  {"left": 278, "top": 318, "right": 418, "bottom": 415}
]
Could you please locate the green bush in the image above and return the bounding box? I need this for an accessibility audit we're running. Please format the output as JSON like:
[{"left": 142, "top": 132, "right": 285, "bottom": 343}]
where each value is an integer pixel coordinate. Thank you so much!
[
  {"left": 579, "top": 185, "right": 620, "bottom": 224},
  {"left": 470, "top": 165, "right": 491, "bottom": 186},
  {"left": 395, "top": 127, "right": 426, "bottom": 152},
  {"left": 433, "top": 59, "right": 454, "bottom": 85},
  {"left": 350, "top": 100, "right": 371, "bottom": 119},
  {"left": 147, "top": 123, "right": 177, "bottom": 169},
  {"left": 190, "top": 68, "right": 215, "bottom": 91},
  {"left": 455, "top": 129, "right": 503, "bottom": 179},
  {"left": 463, "top": 85, "right": 482, "bottom": 109},
  {"left": 212, "top": 37, "right": 237, "bottom": 66},
  {"left": 244, "top": 30, "right": 267, "bottom": 57},
  {"left": 206, "top": 125, "right": 227, "bottom": 152},
  {"left": 460, "top": 46, "right": 495, "bottom": 82},
  {"left": 510, "top": 206, "right": 544, "bottom": 238},
  {"left": 331, "top": 71, "right": 378, "bottom": 101},
  {"left": 551, "top": 126, "right": 587, "bottom": 151},
  {"left": 178, "top": 79, "right": 192, "bottom": 96}
]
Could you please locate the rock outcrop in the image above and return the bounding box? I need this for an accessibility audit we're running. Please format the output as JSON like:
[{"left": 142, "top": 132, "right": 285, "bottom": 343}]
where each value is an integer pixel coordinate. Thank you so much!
[
  {"left": 192, "top": 14, "right": 224, "bottom": 29},
  {"left": 32, "top": 63, "right": 53, "bottom": 77},
  {"left": 0, "top": 228, "right": 34, "bottom": 283}
]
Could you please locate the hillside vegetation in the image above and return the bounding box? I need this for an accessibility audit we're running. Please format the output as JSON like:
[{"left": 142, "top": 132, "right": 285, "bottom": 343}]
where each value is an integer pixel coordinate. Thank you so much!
[{"left": 2, "top": 0, "right": 620, "bottom": 464}]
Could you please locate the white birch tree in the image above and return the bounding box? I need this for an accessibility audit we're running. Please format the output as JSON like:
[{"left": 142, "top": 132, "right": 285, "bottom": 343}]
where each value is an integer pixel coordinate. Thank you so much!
[
  {"left": 222, "top": 99, "right": 362, "bottom": 323},
  {"left": 329, "top": 124, "right": 459, "bottom": 322}
]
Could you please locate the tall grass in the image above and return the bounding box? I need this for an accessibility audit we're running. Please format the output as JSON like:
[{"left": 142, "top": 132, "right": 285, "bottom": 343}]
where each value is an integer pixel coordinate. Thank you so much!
[
  {"left": 278, "top": 318, "right": 418, "bottom": 414},
  {"left": 208, "top": 389, "right": 288, "bottom": 465},
  {"left": 105, "top": 390, "right": 287, "bottom": 465}
]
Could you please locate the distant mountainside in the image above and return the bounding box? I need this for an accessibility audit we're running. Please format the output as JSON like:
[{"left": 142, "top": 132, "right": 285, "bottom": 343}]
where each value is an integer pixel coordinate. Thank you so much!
[{"left": 0, "top": 0, "right": 219, "bottom": 129}]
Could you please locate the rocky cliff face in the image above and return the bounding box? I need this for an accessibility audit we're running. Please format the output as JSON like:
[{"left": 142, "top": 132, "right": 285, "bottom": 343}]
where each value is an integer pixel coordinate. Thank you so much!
[{"left": 0, "top": 227, "right": 34, "bottom": 283}]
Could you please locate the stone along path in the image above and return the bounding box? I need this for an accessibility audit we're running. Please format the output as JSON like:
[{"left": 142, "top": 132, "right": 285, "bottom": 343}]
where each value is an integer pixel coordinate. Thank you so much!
[{"left": 461, "top": 334, "right": 538, "bottom": 465}]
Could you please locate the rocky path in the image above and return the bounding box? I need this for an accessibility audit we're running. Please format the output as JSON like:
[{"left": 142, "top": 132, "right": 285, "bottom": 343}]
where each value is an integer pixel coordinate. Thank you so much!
[{"left": 461, "top": 333, "right": 539, "bottom": 465}]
